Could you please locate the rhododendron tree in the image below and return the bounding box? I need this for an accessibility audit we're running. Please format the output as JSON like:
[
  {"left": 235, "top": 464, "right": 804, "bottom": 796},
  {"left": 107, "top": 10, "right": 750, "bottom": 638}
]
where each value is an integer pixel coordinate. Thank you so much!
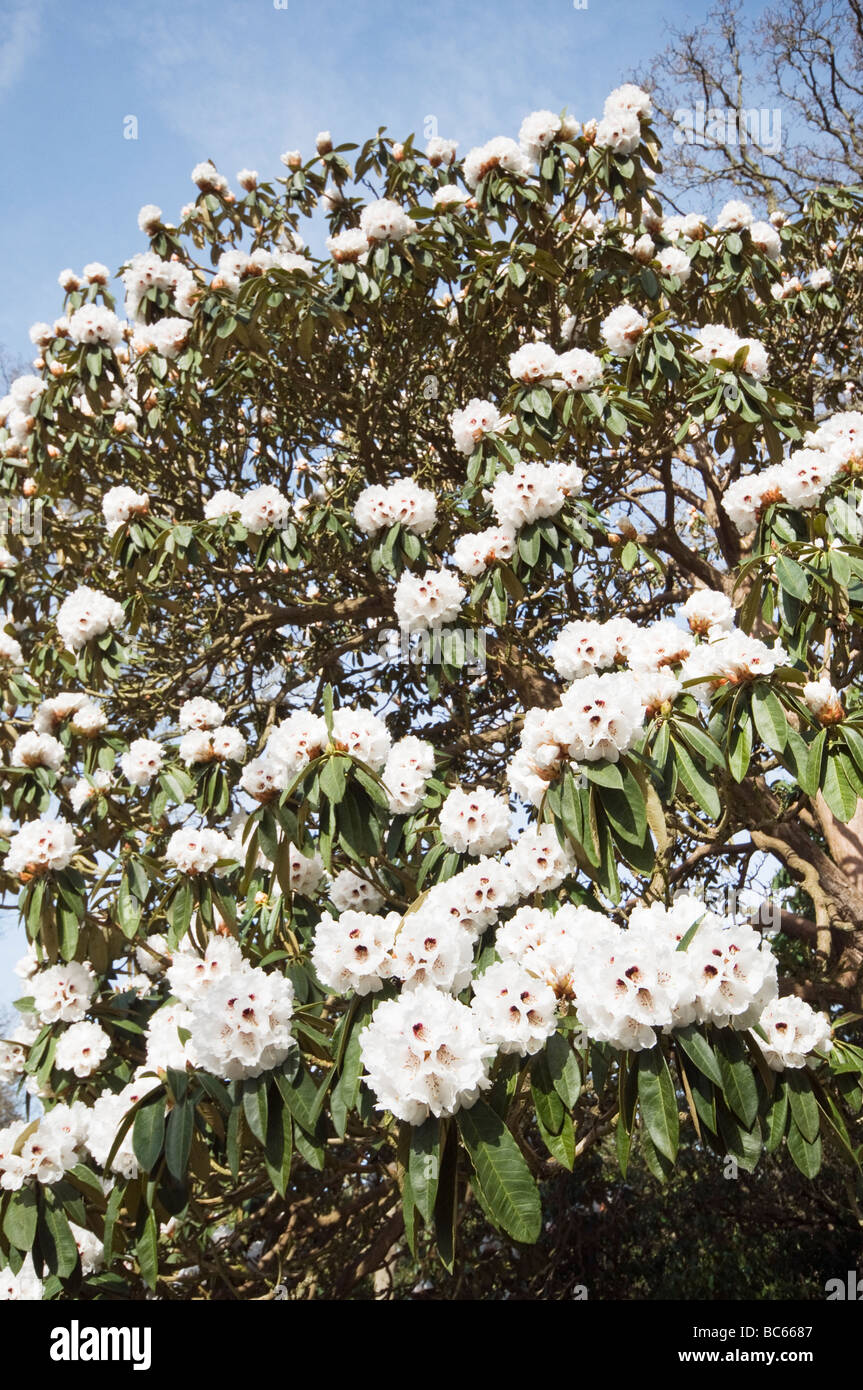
[{"left": 2, "top": 85, "right": 863, "bottom": 1301}]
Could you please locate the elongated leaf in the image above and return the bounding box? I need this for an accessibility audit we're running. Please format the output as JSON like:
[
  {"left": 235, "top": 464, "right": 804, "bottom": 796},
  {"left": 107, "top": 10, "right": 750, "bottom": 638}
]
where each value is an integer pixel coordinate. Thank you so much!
[
  {"left": 716, "top": 1030, "right": 759, "bottom": 1128},
  {"left": 545, "top": 1032, "right": 581, "bottom": 1110},
  {"left": 751, "top": 687, "right": 787, "bottom": 753},
  {"left": 165, "top": 1099, "right": 195, "bottom": 1180},
  {"left": 671, "top": 738, "right": 721, "bottom": 819},
  {"left": 132, "top": 1096, "right": 166, "bottom": 1173},
  {"left": 785, "top": 1070, "right": 820, "bottom": 1143},
  {"left": 457, "top": 1101, "right": 542, "bottom": 1244},
  {"left": 408, "top": 1118, "right": 441, "bottom": 1226},
  {"left": 637, "top": 1047, "right": 679, "bottom": 1162},
  {"left": 675, "top": 1025, "right": 722, "bottom": 1087},
  {"left": 786, "top": 1119, "right": 822, "bottom": 1177}
]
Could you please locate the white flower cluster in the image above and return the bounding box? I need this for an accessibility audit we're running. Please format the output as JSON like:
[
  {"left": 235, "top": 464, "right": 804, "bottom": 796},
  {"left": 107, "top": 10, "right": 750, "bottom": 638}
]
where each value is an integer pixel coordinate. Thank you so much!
[
  {"left": 102, "top": 485, "right": 150, "bottom": 535},
  {"left": 393, "top": 567, "right": 465, "bottom": 631},
  {"left": 56, "top": 586, "right": 124, "bottom": 653},
  {"left": 165, "top": 827, "right": 235, "bottom": 875},
  {"left": 692, "top": 323, "right": 769, "bottom": 380},
  {"left": 595, "top": 84, "right": 652, "bottom": 154},
  {"left": 463, "top": 137, "right": 532, "bottom": 189},
  {"left": 160, "top": 936, "right": 295, "bottom": 1080},
  {"left": 486, "top": 459, "right": 584, "bottom": 531},
  {"left": 353, "top": 479, "right": 437, "bottom": 536},
  {"left": 722, "top": 432, "right": 852, "bottom": 534},
  {"left": 241, "top": 705, "right": 390, "bottom": 800},
  {"left": 179, "top": 725, "right": 247, "bottom": 766},
  {"left": 120, "top": 738, "right": 164, "bottom": 786},
  {"left": 509, "top": 672, "right": 645, "bottom": 806},
  {"left": 122, "top": 251, "right": 197, "bottom": 321},
  {"left": 756, "top": 995, "right": 832, "bottom": 1070},
  {"left": 312, "top": 909, "right": 400, "bottom": 995},
  {"left": 4, "top": 818, "right": 77, "bottom": 876},
  {"left": 680, "top": 631, "right": 789, "bottom": 699},
  {"left": 508, "top": 341, "right": 603, "bottom": 390},
  {"left": 450, "top": 398, "right": 510, "bottom": 455},
  {"left": 383, "top": 736, "right": 435, "bottom": 814},
  {"left": 439, "top": 785, "right": 511, "bottom": 856}
]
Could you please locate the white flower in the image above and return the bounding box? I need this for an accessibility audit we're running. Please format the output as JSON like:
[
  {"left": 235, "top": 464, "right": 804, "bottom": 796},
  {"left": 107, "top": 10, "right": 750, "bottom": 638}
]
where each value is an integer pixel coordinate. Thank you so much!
[
  {"left": 267, "top": 710, "right": 328, "bottom": 773},
  {"left": 802, "top": 678, "right": 844, "bottom": 724},
  {"left": 508, "top": 341, "right": 559, "bottom": 383},
  {"left": 11, "top": 732, "right": 65, "bottom": 771},
  {"left": 808, "top": 410, "right": 863, "bottom": 462},
  {"left": 556, "top": 347, "right": 603, "bottom": 390},
  {"left": 383, "top": 736, "right": 435, "bottom": 814},
  {"left": 595, "top": 109, "right": 641, "bottom": 154},
  {"left": 56, "top": 586, "right": 124, "bottom": 652},
  {"left": 167, "top": 936, "right": 247, "bottom": 1005},
  {"left": 439, "top": 785, "right": 511, "bottom": 856},
  {"left": 186, "top": 966, "right": 294, "bottom": 1081},
  {"left": 684, "top": 919, "right": 778, "bottom": 1029},
  {"left": 505, "top": 824, "right": 575, "bottom": 895},
  {"left": 329, "top": 869, "right": 385, "bottom": 914},
  {"left": 755, "top": 996, "right": 832, "bottom": 1070},
  {"left": 394, "top": 567, "right": 465, "bottom": 631},
  {"left": 556, "top": 670, "right": 645, "bottom": 762},
  {"left": 0, "top": 630, "right": 23, "bottom": 666},
  {"left": 135, "top": 933, "right": 170, "bottom": 978},
  {"left": 681, "top": 589, "right": 736, "bottom": 634},
  {"left": 604, "top": 83, "right": 652, "bottom": 120},
  {"left": 327, "top": 228, "right": 370, "bottom": 263},
  {"left": 69, "top": 1222, "right": 105, "bottom": 1276},
  {"left": 715, "top": 199, "right": 753, "bottom": 231},
  {"left": 463, "top": 137, "right": 532, "bottom": 189},
  {"left": 237, "top": 168, "right": 258, "bottom": 190},
  {"left": 452, "top": 525, "right": 516, "bottom": 577},
  {"left": 138, "top": 204, "right": 163, "bottom": 233},
  {"left": 392, "top": 905, "right": 474, "bottom": 993},
  {"left": 353, "top": 479, "right": 437, "bottom": 536},
  {"left": 551, "top": 616, "right": 636, "bottom": 679},
  {"left": 626, "top": 620, "right": 694, "bottom": 673},
  {"left": 471, "top": 960, "right": 558, "bottom": 1055},
  {"left": 5, "top": 818, "right": 77, "bottom": 875},
  {"left": 326, "top": 706, "right": 390, "bottom": 772},
  {"left": 120, "top": 738, "right": 164, "bottom": 786},
  {"left": 809, "top": 267, "right": 833, "bottom": 290},
  {"left": 165, "top": 827, "right": 234, "bottom": 875},
  {"left": 0, "top": 1254, "right": 42, "bottom": 1301},
  {"left": 426, "top": 136, "right": 459, "bottom": 166},
  {"left": 31, "top": 961, "right": 96, "bottom": 1024},
  {"left": 179, "top": 697, "right": 225, "bottom": 731},
  {"left": 83, "top": 261, "right": 110, "bottom": 284},
  {"left": 55, "top": 1019, "right": 111, "bottom": 1077},
  {"left": 359, "top": 198, "right": 414, "bottom": 242},
  {"left": 657, "top": 245, "right": 691, "bottom": 282},
  {"left": 87, "top": 1078, "right": 155, "bottom": 1178},
  {"left": 434, "top": 858, "right": 516, "bottom": 936},
  {"left": 240, "top": 485, "right": 291, "bottom": 533},
  {"left": 68, "top": 770, "right": 111, "bottom": 813},
  {"left": 68, "top": 305, "right": 124, "bottom": 349},
  {"left": 518, "top": 109, "right": 562, "bottom": 162},
  {"left": 749, "top": 220, "right": 782, "bottom": 259},
  {"left": 312, "top": 909, "right": 400, "bottom": 995},
  {"left": 450, "top": 398, "right": 508, "bottom": 454},
  {"left": 239, "top": 754, "right": 290, "bottom": 802},
  {"left": 204, "top": 489, "right": 242, "bottom": 520},
  {"left": 433, "top": 185, "right": 470, "bottom": 209},
  {"left": 680, "top": 632, "right": 788, "bottom": 698},
  {"left": 360, "top": 984, "right": 495, "bottom": 1124},
  {"left": 179, "top": 725, "right": 246, "bottom": 766},
  {"left": 721, "top": 464, "right": 787, "bottom": 533},
  {"left": 600, "top": 304, "right": 647, "bottom": 356},
  {"left": 488, "top": 460, "right": 574, "bottom": 530},
  {"left": 145, "top": 1001, "right": 194, "bottom": 1071},
  {"left": 574, "top": 931, "right": 690, "bottom": 1050},
  {"left": 102, "top": 485, "right": 150, "bottom": 535},
  {"left": 192, "top": 161, "right": 229, "bottom": 194},
  {"left": 778, "top": 448, "right": 841, "bottom": 508}
]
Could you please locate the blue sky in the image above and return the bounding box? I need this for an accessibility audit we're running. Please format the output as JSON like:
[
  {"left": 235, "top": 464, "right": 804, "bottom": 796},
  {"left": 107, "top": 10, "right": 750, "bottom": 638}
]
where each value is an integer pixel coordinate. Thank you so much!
[
  {"left": 0, "top": 0, "right": 721, "bottom": 360},
  {"left": 0, "top": 0, "right": 725, "bottom": 1005}
]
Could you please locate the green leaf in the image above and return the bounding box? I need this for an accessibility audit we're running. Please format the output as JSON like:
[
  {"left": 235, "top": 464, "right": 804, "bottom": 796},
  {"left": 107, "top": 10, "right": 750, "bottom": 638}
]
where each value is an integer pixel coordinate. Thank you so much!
[
  {"left": 785, "top": 1069, "right": 820, "bottom": 1143},
  {"left": 165, "top": 1098, "right": 195, "bottom": 1180},
  {"left": 675, "top": 1025, "right": 723, "bottom": 1087},
  {"left": 132, "top": 1096, "right": 166, "bottom": 1173},
  {"left": 728, "top": 708, "right": 753, "bottom": 783},
  {"left": 3, "top": 1187, "right": 38, "bottom": 1251},
  {"left": 786, "top": 1119, "right": 822, "bottom": 1177},
  {"left": 775, "top": 553, "right": 810, "bottom": 600},
  {"left": 408, "top": 1118, "right": 441, "bottom": 1225},
  {"left": 765, "top": 1079, "right": 789, "bottom": 1152},
  {"left": 457, "top": 1101, "right": 542, "bottom": 1244},
  {"left": 821, "top": 754, "right": 859, "bottom": 822},
  {"left": 637, "top": 1047, "right": 679, "bottom": 1162},
  {"left": 40, "top": 1196, "right": 79, "bottom": 1278},
  {"left": 545, "top": 1031, "right": 581, "bottom": 1110},
  {"left": 716, "top": 1029, "right": 760, "bottom": 1128},
  {"left": 319, "top": 754, "right": 349, "bottom": 804},
  {"left": 751, "top": 687, "right": 787, "bottom": 753},
  {"left": 671, "top": 738, "right": 721, "bottom": 818},
  {"left": 137, "top": 1209, "right": 159, "bottom": 1290}
]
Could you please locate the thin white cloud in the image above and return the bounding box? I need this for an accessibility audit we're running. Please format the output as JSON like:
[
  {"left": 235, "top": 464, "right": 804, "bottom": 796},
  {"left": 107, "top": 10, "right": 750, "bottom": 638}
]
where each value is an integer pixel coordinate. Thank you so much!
[{"left": 0, "top": 0, "right": 45, "bottom": 97}]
